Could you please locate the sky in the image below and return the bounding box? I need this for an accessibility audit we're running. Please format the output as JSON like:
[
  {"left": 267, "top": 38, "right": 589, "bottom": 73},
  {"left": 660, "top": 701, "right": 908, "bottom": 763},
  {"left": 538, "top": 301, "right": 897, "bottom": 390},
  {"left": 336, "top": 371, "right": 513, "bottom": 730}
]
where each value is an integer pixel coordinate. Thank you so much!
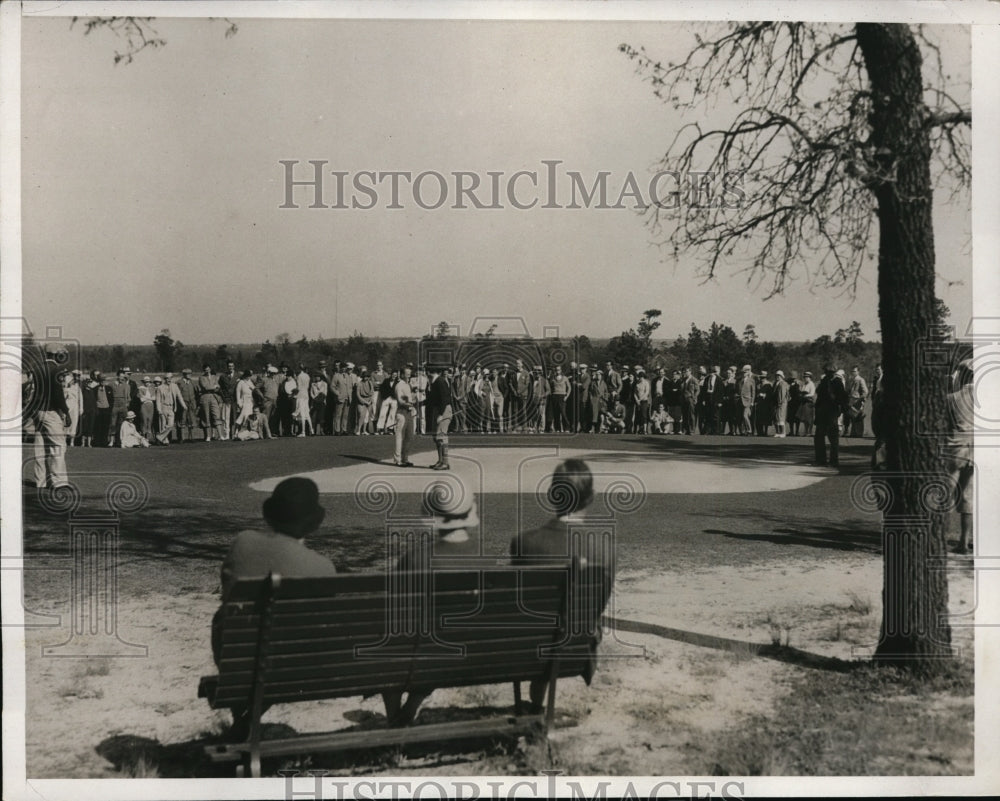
[{"left": 19, "top": 15, "right": 972, "bottom": 346}]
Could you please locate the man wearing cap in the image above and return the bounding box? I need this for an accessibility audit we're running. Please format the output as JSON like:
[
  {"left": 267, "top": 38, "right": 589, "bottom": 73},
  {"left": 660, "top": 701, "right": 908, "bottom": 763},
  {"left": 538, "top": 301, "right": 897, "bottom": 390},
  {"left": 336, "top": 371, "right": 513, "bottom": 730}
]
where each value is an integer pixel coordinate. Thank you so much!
[
  {"left": 175, "top": 368, "right": 199, "bottom": 442},
  {"left": 330, "top": 362, "right": 352, "bottom": 435},
  {"left": 652, "top": 367, "right": 668, "bottom": 420},
  {"left": 234, "top": 369, "right": 258, "bottom": 436},
  {"left": 384, "top": 483, "right": 482, "bottom": 725},
  {"left": 772, "top": 370, "right": 789, "bottom": 437},
  {"left": 91, "top": 371, "right": 112, "bottom": 447},
  {"left": 376, "top": 369, "right": 398, "bottom": 434},
  {"left": 138, "top": 376, "right": 156, "bottom": 441},
  {"left": 738, "top": 365, "right": 756, "bottom": 436},
  {"left": 197, "top": 364, "right": 225, "bottom": 442},
  {"left": 122, "top": 367, "right": 140, "bottom": 417},
  {"left": 814, "top": 364, "right": 849, "bottom": 466},
  {"left": 847, "top": 366, "right": 869, "bottom": 438},
  {"left": 152, "top": 375, "right": 176, "bottom": 445},
  {"left": 495, "top": 363, "right": 512, "bottom": 434},
  {"left": 412, "top": 365, "right": 428, "bottom": 435},
  {"left": 218, "top": 360, "right": 238, "bottom": 440},
  {"left": 110, "top": 369, "right": 133, "bottom": 447},
  {"left": 294, "top": 363, "right": 312, "bottom": 436},
  {"left": 528, "top": 365, "right": 550, "bottom": 433},
  {"left": 681, "top": 367, "right": 700, "bottom": 435},
  {"left": 258, "top": 365, "right": 280, "bottom": 436},
  {"left": 511, "top": 359, "right": 536, "bottom": 433},
  {"left": 476, "top": 368, "right": 496, "bottom": 434},
  {"left": 450, "top": 365, "right": 470, "bottom": 434},
  {"left": 63, "top": 370, "right": 83, "bottom": 446},
  {"left": 754, "top": 370, "right": 773, "bottom": 436},
  {"left": 570, "top": 364, "right": 589, "bottom": 433},
  {"left": 370, "top": 360, "right": 387, "bottom": 434},
  {"left": 309, "top": 368, "right": 328, "bottom": 436},
  {"left": 549, "top": 365, "right": 570, "bottom": 433},
  {"left": 354, "top": 368, "right": 375, "bottom": 435},
  {"left": 606, "top": 362, "right": 623, "bottom": 406},
  {"left": 587, "top": 368, "right": 607, "bottom": 433},
  {"left": 30, "top": 345, "right": 72, "bottom": 489},
  {"left": 79, "top": 370, "right": 98, "bottom": 448},
  {"left": 700, "top": 366, "right": 721, "bottom": 435},
  {"left": 634, "top": 366, "right": 651, "bottom": 435},
  {"left": 667, "top": 369, "right": 684, "bottom": 434},
  {"left": 426, "top": 363, "right": 453, "bottom": 469},
  {"left": 695, "top": 366, "right": 709, "bottom": 434},
  {"left": 393, "top": 364, "right": 417, "bottom": 466},
  {"left": 797, "top": 370, "right": 817, "bottom": 436}
]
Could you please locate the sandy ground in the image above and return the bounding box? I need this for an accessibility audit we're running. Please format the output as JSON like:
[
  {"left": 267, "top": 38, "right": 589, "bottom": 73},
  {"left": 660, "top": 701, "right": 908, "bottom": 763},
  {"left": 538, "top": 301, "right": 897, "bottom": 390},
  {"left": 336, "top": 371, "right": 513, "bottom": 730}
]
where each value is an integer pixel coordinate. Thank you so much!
[{"left": 22, "top": 551, "right": 975, "bottom": 778}]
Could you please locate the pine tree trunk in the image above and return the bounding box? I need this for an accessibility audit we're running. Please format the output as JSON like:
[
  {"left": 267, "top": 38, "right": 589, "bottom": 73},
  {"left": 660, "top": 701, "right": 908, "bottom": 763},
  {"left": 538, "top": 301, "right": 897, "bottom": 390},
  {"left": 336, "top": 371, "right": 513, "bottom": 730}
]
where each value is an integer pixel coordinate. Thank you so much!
[{"left": 856, "top": 23, "right": 952, "bottom": 667}]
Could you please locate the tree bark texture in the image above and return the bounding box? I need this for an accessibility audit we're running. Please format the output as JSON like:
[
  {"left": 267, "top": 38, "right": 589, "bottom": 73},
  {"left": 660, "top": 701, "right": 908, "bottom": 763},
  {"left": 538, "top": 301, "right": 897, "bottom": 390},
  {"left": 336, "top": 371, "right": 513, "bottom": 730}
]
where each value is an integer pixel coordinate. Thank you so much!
[{"left": 856, "top": 23, "right": 953, "bottom": 666}]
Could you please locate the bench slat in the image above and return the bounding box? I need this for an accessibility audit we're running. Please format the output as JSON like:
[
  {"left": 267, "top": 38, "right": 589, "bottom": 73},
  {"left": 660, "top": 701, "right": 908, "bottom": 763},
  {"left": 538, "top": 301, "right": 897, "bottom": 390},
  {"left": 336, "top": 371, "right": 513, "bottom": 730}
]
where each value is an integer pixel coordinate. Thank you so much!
[
  {"left": 223, "top": 569, "right": 568, "bottom": 602},
  {"left": 205, "top": 713, "right": 546, "bottom": 762},
  {"left": 209, "top": 657, "right": 591, "bottom": 706}
]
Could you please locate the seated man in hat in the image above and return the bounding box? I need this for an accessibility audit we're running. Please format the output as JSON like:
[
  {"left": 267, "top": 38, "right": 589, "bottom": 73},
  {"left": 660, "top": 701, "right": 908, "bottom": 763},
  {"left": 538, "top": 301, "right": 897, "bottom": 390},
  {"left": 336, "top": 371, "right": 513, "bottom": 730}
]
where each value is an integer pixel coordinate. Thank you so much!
[
  {"left": 216, "top": 477, "right": 337, "bottom": 615},
  {"left": 381, "top": 484, "right": 482, "bottom": 726},
  {"left": 213, "top": 477, "right": 338, "bottom": 735}
]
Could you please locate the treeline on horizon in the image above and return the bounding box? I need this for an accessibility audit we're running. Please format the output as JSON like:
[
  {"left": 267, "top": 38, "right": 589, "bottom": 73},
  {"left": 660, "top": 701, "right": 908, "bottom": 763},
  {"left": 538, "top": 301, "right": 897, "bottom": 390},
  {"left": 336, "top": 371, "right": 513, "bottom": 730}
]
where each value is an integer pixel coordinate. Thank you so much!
[{"left": 27, "top": 316, "right": 888, "bottom": 381}]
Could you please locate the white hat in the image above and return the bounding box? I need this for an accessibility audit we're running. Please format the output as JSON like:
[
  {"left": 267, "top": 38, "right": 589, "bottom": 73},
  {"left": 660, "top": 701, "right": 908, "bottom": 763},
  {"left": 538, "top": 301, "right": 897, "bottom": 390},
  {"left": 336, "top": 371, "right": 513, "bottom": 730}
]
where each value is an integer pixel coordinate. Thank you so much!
[
  {"left": 125, "top": 410, "right": 136, "bottom": 419},
  {"left": 775, "top": 370, "right": 784, "bottom": 378},
  {"left": 267, "top": 365, "right": 278, "bottom": 373}
]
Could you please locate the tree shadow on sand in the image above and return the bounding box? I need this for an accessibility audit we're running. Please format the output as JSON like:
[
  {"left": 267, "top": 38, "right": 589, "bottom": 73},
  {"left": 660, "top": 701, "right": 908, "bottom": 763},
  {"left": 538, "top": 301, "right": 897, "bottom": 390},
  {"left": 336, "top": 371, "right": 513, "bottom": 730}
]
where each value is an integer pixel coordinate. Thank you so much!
[{"left": 703, "top": 523, "right": 883, "bottom": 554}]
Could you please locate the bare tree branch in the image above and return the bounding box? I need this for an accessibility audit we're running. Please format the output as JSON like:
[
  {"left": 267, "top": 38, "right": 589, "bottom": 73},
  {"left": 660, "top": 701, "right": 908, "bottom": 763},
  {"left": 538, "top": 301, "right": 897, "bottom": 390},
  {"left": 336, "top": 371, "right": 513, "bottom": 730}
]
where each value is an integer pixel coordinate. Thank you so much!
[{"left": 620, "top": 22, "right": 968, "bottom": 300}]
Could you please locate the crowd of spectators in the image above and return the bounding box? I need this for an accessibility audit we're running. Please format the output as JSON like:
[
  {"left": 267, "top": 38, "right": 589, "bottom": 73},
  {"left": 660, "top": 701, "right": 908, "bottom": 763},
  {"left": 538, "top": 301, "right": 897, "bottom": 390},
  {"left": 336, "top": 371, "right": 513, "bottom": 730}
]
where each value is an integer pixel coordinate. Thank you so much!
[{"left": 24, "top": 355, "right": 880, "bottom": 448}]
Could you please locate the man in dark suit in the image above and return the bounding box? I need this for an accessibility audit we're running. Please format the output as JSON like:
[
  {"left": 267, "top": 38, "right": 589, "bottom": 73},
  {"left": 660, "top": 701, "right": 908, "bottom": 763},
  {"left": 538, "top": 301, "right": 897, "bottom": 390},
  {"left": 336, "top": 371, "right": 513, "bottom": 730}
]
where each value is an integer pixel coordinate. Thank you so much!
[
  {"left": 701, "top": 365, "right": 721, "bottom": 435},
  {"left": 426, "top": 363, "right": 454, "bottom": 469},
  {"left": 814, "top": 365, "right": 849, "bottom": 466},
  {"left": 682, "top": 367, "right": 701, "bottom": 435}
]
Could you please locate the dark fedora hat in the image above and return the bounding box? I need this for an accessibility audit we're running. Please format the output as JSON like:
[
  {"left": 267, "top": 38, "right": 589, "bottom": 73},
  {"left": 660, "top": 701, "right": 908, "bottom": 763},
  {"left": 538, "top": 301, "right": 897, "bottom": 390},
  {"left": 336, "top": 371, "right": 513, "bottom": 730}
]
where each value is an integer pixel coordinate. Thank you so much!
[{"left": 262, "top": 477, "right": 325, "bottom": 536}]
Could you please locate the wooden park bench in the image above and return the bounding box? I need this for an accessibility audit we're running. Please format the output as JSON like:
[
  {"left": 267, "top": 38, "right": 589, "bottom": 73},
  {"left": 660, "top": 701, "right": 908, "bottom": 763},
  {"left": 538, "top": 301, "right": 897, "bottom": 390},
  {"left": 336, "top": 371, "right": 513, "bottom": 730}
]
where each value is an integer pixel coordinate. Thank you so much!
[{"left": 198, "top": 563, "right": 611, "bottom": 777}]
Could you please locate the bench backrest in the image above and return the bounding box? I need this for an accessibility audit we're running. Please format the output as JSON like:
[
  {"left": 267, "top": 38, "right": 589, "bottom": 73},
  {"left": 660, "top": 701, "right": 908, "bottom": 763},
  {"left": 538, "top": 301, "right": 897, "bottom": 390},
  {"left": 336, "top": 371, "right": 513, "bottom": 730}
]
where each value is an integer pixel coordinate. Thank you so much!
[{"left": 210, "top": 565, "right": 611, "bottom": 710}]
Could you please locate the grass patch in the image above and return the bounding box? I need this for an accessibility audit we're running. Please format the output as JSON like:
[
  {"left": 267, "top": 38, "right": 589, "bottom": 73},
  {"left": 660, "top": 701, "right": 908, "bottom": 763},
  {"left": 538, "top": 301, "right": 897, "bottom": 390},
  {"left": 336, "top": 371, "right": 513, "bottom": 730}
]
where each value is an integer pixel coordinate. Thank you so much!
[{"left": 705, "top": 659, "right": 973, "bottom": 776}]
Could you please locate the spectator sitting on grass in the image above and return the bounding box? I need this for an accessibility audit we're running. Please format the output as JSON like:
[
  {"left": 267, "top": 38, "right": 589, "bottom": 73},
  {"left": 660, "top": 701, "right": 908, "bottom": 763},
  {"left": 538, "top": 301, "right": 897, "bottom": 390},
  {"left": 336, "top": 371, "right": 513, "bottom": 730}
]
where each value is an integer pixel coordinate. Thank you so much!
[
  {"left": 235, "top": 406, "right": 265, "bottom": 441},
  {"left": 119, "top": 410, "right": 149, "bottom": 449},
  {"left": 602, "top": 401, "right": 626, "bottom": 434},
  {"left": 649, "top": 403, "right": 672, "bottom": 434}
]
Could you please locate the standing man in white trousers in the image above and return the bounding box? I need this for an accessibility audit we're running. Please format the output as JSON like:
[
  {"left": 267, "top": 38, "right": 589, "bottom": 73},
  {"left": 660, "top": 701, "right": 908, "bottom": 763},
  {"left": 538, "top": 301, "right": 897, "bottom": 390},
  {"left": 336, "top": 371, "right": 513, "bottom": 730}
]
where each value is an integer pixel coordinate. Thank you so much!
[{"left": 393, "top": 364, "right": 416, "bottom": 467}]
